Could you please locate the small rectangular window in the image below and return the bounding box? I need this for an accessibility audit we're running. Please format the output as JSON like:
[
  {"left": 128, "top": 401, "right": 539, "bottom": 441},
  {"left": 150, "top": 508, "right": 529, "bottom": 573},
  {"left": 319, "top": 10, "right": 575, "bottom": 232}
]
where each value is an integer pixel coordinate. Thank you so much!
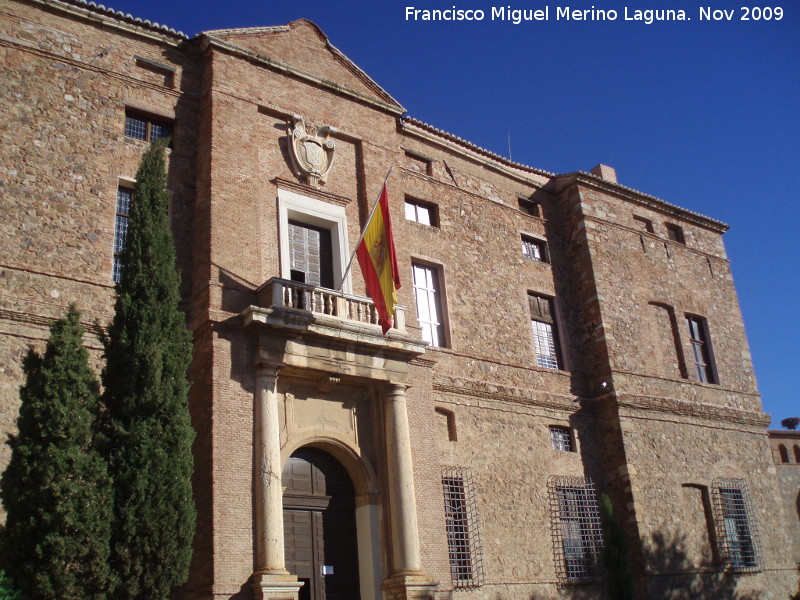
[
  {"left": 529, "top": 294, "right": 561, "bottom": 370},
  {"left": 113, "top": 187, "right": 133, "bottom": 282},
  {"left": 549, "top": 426, "right": 574, "bottom": 452},
  {"left": 633, "top": 215, "right": 654, "bottom": 233},
  {"left": 124, "top": 109, "right": 173, "bottom": 143},
  {"left": 522, "top": 235, "right": 548, "bottom": 263},
  {"left": 686, "top": 315, "right": 717, "bottom": 384},
  {"left": 412, "top": 262, "right": 447, "bottom": 347},
  {"left": 404, "top": 197, "right": 437, "bottom": 227},
  {"left": 548, "top": 476, "right": 603, "bottom": 582},
  {"left": 518, "top": 196, "right": 541, "bottom": 217},
  {"left": 442, "top": 467, "right": 484, "bottom": 588},
  {"left": 404, "top": 150, "right": 433, "bottom": 176},
  {"left": 666, "top": 222, "right": 685, "bottom": 244},
  {"left": 712, "top": 478, "right": 762, "bottom": 572}
]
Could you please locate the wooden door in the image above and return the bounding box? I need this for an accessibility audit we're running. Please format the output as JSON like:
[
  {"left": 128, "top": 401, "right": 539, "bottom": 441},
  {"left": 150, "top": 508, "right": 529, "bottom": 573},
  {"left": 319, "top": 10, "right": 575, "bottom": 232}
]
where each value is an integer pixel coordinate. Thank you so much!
[
  {"left": 288, "top": 221, "right": 334, "bottom": 289},
  {"left": 283, "top": 448, "right": 360, "bottom": 600}
]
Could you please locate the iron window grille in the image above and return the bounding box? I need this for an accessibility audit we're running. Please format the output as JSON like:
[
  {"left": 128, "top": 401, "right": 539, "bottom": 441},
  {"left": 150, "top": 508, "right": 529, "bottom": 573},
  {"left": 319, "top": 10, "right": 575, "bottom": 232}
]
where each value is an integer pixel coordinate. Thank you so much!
[
  {"left": 113, "top": 187, "right": 132, "bottom": 283},
  {"left": 529, "top": 294, "right": 561, "bottom": 369},
  {"left": 124, "top": 109, "right": 173, "bottom": 143},
  {"left": 548, "top": 476, "right": 604, "bottom": 583},
  {"left": 550, "top": 426, "right": 574, "bottom": 452},
  {"left": 712, "top": 478, "right": 762, "bottom": 573},
  {"left": 442, "top": 467, "right": 484, "bottom": 589}
]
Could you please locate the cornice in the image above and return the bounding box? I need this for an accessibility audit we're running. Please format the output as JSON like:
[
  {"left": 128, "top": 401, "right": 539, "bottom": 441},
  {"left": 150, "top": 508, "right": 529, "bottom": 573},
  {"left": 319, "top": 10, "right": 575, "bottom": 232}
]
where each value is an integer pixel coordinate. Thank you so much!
[
  {"left": 554, "top": 172, "right": 729, "bottom": 233},
  {"left": 200, "top": 35, "right": 405, "bottom": 117},
  {"left": 272, "top": 178, "right": 353, "bottom": 206},
  {"left": 432, "top": 375, "right": 578, "bottom": 411},
  {"left": 618, "top": 394, "right": 770, "bottom": 427}
]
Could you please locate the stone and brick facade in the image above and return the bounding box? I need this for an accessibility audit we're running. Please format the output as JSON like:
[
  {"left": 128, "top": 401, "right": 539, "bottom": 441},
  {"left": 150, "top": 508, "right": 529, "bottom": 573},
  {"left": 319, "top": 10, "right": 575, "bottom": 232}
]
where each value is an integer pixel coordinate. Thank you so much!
[{"left": 1, "top": 1, "right": 797, "bottom": 598}]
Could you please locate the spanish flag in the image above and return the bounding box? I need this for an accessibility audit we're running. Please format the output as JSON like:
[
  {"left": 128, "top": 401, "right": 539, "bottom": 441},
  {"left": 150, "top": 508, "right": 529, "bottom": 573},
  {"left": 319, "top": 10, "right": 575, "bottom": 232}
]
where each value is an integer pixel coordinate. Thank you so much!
[{"left": 356, "top": 183, "right": 401, "bottom": 334}]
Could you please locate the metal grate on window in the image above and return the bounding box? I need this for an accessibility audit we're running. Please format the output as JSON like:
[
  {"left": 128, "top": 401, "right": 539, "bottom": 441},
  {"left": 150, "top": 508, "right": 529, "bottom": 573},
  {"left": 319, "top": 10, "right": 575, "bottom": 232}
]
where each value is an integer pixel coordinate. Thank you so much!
[
  {"left": 550, "top": 426, "right": 573, "bottom": 452},
  {"left": 712, "top": 478, "right": 762, "bottom": 573},
  {"left": 532, "top": 320, "right": 559, "bottom": 369},
  {"left": 548, "top": 476, "right": 604, "bottom": 583},
  {"left": 442, "top": 467, "right": 484, "bottom": 589},
  {"left": 150, "top": 121, "right": 172, "bottom": 141},
  {"left": 124, "top": 115, "right": 147, "bottom": 140},
  {"left": 113, "top": 187, "right": 132, "bottom": 283}
]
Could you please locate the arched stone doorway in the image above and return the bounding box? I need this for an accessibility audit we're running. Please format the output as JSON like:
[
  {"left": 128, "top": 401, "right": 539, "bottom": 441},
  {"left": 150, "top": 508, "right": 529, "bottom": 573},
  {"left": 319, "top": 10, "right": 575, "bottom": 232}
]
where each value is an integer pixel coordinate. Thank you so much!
[{"left": 283, "top": 447, "right": 361, "bottom": 600}]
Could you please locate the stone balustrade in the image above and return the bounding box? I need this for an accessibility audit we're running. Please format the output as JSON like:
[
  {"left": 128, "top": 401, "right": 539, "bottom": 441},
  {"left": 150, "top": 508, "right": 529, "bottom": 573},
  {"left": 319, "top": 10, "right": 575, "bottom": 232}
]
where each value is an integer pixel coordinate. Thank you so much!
[{"left": 256, "top": 277, "right": 406, "bottom": 332}]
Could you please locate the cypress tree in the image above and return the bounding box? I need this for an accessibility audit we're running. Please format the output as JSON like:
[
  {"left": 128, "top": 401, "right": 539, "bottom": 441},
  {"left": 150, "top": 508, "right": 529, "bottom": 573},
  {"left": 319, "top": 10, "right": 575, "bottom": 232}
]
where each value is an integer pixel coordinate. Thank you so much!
[
  {"left": 600, "top": 493, "right": 635, "bottom": 600},
  {"left": 103, "top": 139, "right": 195, "bottom": 600},
  {"left": 0, "top": 305, "right": 113, "bottom": 600}
]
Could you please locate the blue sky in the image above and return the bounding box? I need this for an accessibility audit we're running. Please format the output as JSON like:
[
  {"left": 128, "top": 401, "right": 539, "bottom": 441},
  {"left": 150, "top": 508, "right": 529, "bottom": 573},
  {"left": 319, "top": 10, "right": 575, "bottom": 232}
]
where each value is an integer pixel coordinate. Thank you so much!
[{"left": 106, "top": 0, "right": 799, "bottom": 426}]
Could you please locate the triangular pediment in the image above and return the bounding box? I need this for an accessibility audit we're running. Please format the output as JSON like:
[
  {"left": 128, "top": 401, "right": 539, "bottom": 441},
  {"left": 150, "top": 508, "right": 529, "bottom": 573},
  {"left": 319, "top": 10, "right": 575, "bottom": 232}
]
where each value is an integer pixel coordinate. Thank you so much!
[{"left": 203, "top": 20, "right": 403, "bottom": 111}]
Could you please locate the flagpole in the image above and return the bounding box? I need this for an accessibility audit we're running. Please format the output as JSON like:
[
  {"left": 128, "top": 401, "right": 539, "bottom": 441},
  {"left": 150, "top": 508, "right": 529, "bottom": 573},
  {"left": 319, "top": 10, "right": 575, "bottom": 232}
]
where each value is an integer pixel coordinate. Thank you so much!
[{"left": 338, "top": 166, "right": 394, "bottom": 292}]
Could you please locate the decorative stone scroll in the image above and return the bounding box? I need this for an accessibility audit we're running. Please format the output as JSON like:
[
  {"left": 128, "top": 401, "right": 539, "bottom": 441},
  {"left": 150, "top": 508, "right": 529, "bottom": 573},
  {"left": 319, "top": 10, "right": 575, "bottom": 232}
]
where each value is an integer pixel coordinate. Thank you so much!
[{"left": 287, "top": 115, "right": 336, "bottom": 187}]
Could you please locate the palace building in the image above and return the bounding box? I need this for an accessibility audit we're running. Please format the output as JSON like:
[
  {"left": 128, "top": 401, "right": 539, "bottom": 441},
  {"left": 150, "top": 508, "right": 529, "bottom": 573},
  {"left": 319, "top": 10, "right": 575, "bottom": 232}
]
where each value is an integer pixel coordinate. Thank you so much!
[{"left": 0, "top": 1, "right": 796, "bottom": 598}]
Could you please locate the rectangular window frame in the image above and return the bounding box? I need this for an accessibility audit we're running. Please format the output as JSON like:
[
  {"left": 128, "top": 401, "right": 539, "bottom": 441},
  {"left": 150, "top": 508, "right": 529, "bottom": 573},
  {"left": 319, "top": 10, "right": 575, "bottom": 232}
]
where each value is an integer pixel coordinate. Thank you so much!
[
  {"left": 124, "top": 108, "right": 174, "bottom": 144},
  {"left": 665, "top": 222, "right": 685, "bottom": 244},
  {"left": 112, "top": 185, "right": 133, "bottom": 283},
  {"left": 549, "top": 426, "right": 574, "bottom": 452},
  {"left": 404, "top": 197, "right": 438, "bottom": 227},
  {"left": 548, "top": 476, "right": 604, "bottom": 583},
  {"left": 529, "top": 293, "right": 562, "bottom": 370},
  {"left": 412, "top": 261, "right": 448, "bottom": 348},
  {"left": 633, "top": 214, "right": 654, "bottom": 233},
  {"left": 712, "top": 478, "right": 762, "bottom": 573},
  {"left": 518, "top": 196, "right": 541, "bottom": 217},
  {"left": 521, "top": 234, "right": 549, "bottom": 263},
  {"left": 442, "top": 467, "right": 485, "bottom": 589},
  {"left": 686, "top": 315, "right": 718, "bottom": 384}
]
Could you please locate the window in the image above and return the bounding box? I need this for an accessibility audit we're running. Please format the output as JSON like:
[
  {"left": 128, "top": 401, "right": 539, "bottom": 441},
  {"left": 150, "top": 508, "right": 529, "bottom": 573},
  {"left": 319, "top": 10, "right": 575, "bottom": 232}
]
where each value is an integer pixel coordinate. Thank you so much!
[
  {"left": 435, "top": 407, "right": 458, "bottom": 442},
  {"left": 686, "top": 315, "right": 717, "bottom": 384},
  {"left": 412, "top": 263, "right": 446, "bottom": 347},
  {"left": 665, "top": 222, "right": 685, "bottom": 244},
  {"left": 522, "top": 235, "right": 548, "bottom": 263},
  {"left": 548, "top": 476, "right": 603, "bottom": 582},
  {"left": 518, "top": 196, "right": 541, "bottom": 217},
  {"left": 529, "top": 293, "right": 561, "bottom": 369},
  {"left": 779, "top": 444, "right": 789, "bottom": 464},
  {"left": 712, "top": 478, "right": 762, "bottom": 572},
  {"left": 404, "top": 149, "right": 433, "bottom": 176},
  {"left": 550, "top": 426, "right": 574, "bottom": 452},
  {"left": 633, "top": 215, "right": 654, "bottom": 233},
  {"left": 442, "top": 467, "right": 484, "bottom": 588},
  {"left": 124, "top": 109, "right": 173, "bottom": 143},
  {"left": 288, "top": 220, "right": 334, "bottom": 288},
  {"left": 404, "top": 197, "right": 437, "bottom": 226},
  {"left": 795, "top": 445, "right": 800, "bottom": 463},
  {"left": 112, "top": 187, "right": 133, "bottom": 282}
]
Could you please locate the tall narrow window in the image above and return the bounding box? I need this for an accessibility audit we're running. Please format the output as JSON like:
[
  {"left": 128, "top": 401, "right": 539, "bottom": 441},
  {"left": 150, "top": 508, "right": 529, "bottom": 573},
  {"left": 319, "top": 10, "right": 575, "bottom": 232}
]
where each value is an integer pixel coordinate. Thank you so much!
[
  {"left": 548, "top": 476, "right": 603, "bottom": 582},
  {"left": 113, "top": 187, "right": 132, "bottom": 282},
  {"left": 412, "top": 263, "right": 446, "bottom": 347},
  {"left": 686, "top": 315, "right": 717, "bottom": 384},
  {"left": 712, "top": 478, "right": 762, "bottom": 572},
  {"left": 442, "top": 467, "right": 484, "bottom": 588},
  {"left": 529, "top": 293, "right": 561, "bottom": 369},
  {"left": 288, "top": 220, "right": 334, "bottom": 288}
]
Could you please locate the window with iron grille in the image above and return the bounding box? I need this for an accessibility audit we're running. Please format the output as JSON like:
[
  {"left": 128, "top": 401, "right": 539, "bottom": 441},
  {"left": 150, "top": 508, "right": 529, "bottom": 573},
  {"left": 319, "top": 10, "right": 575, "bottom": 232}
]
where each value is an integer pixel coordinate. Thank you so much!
[
  {"left": 548, "top": 476, "right": 603, "bottom": 582},
  {"left": 712, "top": 478, "right": 762, "bottom": 572},
  {"left": 529, "top": 293, "right": 561, "bottom": 370},
  {"left": 124, "top": 109, "right": 173, "bottom": 143},
  {"left": 686, "top": 315, "right": 717, "bottom": 384},
  {"left": 550, "top": 426, "right": 574, "bottom": 452},
  {"left": 112, "top": 187, "right": 132, "bottom": 283},
  {"left": 522, "top": 235, "right": 549, "bottom": 263},
  {"left": 442, "top": 467, "right": 484, "bottom": 588}
]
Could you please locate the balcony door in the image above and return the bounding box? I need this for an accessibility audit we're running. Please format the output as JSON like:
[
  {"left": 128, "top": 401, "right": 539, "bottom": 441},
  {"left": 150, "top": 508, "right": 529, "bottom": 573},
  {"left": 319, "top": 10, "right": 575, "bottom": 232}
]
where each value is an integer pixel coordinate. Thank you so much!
[
  {"left": 283, "top": 447, "right": 361, "bottom": 600},
  {"left": 289, "top": 221, "right": 334, "bottom": 289}
]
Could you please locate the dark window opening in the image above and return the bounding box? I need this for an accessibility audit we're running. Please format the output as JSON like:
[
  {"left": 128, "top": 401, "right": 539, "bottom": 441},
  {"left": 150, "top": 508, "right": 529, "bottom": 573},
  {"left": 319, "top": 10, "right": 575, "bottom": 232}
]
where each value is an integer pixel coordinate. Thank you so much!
[
  {"left": 522, "top": 235, "right": 549, "bottom": 263},
  {"left": 125, "top": 109, "right": 173, "bottom": 144},
  {"left": 686, "top": 315, "right": 717, "bottom": 384},
  {"left": 288, "top": 221, "right": 334, "bottom": 289},
  {"left": 666, "top": 222, "right": 685, "bottom": 244},
  {"left": 518, "top": 197, "right": 541, "bottom": 217}
]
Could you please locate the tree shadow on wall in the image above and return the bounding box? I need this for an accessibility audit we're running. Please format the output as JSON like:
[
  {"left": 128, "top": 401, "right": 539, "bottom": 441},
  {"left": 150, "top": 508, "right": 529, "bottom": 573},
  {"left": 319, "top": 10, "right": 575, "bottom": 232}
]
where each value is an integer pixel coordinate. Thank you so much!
[{"left": 640, "top": 530, "right": 765, "bottom": 600}]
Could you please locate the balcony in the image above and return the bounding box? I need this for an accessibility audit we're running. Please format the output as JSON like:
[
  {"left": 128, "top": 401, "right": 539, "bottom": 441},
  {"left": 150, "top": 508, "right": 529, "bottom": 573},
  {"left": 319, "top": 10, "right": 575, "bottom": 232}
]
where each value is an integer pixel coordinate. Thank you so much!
[{"left": 241, "top": 278, "right": 424, "bottom": 381}]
